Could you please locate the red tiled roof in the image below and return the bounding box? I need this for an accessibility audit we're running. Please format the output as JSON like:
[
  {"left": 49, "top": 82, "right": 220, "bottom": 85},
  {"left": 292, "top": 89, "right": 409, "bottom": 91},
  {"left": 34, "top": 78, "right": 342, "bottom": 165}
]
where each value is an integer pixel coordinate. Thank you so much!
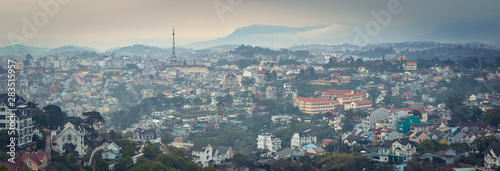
[
  {"left": 354, "top": 100, "right": 372, "bottom": 105},
  {"left": 322, "top": 89, "right": 353, "bottom": 96},
  {"left": 322, "top": 139, "right": 337, "bottom": 143},
  {"left": 337, "top": 92, "right": 366, "bottom": 99},
  {"left": 405, "top": 62, "right": 416, "bottom": 65},
  {"left": 295, "top": 97, "right": 336, "bottom": 103}
]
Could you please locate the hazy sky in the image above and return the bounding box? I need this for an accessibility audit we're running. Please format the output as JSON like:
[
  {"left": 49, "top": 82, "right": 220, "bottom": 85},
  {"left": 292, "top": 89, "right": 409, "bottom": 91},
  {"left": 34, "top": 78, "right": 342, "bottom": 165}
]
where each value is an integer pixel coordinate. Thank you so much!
[{"left": 1, "top": 0, "right": 499, "bottom": 50}]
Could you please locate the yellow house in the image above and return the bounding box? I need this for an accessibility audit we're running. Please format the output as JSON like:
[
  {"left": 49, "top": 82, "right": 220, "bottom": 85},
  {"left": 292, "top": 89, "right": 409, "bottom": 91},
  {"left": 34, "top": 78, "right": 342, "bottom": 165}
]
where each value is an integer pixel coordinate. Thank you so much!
[
  {"left": 306, "top": 147, "right": 326, "bottom": 156},
  {"left": 21, "top": 151, "right": 50, "bottom": 171},
  {"left": 409, "top": 131, "right": 429, "bottom": 143}
]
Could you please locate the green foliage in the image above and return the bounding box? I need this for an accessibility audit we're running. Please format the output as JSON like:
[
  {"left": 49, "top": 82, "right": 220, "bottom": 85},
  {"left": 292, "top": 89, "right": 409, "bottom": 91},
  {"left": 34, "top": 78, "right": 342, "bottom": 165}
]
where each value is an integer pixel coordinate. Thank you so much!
[
  {"left": 483, "top": 107, "right": 500, "bottom": 127},
  {"left": 0, "top": 165, "right": 9, "bottom": 171},
  {"left": 314, "top": 152, "right": 373, "bottom": 171},
  {"left": 460, "top": 153, "right": 484, "bottom": 166},
  {"left": 116, "top": 139, "right": 138, "bottom": 157},
  {"left": 367, "top": 87, "right": 381, "bottom": 103},
  {"left": 96, "top": 159, "right": 110, "bottom": 171},
  {"left": 43, "top": 104, "right": 68, "bottom": 129},
  {"left": 116, "top": 156, "right": 134, "bottom": 171},
  {"left": 65, "top": 116, "right": 83, "bottom": 126},
  {"left": 155, "top": 153, "right": 200, "bottom": 171},
  {"left": 161, "top": 132, "right": 174, "bottom": 145},
  {"left": 51, "top": 153, "right": 79, "bottom": 171},
  {"left": 216, "top": 94, "right": 233, "bottom": 111},
  {"left": 417, "top": 139, "right": 447, "bottom": 154},
  {"left": 233, "top": 153, "right": 256, "bottom": 170},
  {"left": 143, "top": 141, "right": 162, "bottom": 160}
]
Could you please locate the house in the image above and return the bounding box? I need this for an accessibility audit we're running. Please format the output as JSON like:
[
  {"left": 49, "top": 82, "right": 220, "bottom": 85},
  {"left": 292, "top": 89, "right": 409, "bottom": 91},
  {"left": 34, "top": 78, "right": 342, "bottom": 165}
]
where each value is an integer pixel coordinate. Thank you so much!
[
  {"left": 344, "top": 100, "right": 372, "bottom": 110},
  {"left": 343, "top": 135, "right": 365, "bottom": 146},
  {"left": 274, "top": 148, "right": 304, "bottom": 160},
  {"left": 191, "top": 142, "right": 232, "bottom": 167},
  {"left": 302, "top": 143, "right": 318, "bottom": 151},
  {"left": 20, "top": 151, "right": 50, "bottom": 171},
  {"left": 483, "top": 145, "right": 500, "bottom": 169},
  {"left": 0, "top": 94, "right": 35, "bottom": 148},
  {"left": 291, "top": 130, "right": 317, "bottom": 149},
  {"left": 101, "top": 142, "right": 121, "bottom": 163},
  {"left": 336, "top": 92, "right": 367, "bottom": 105},
  {"left": 398, "top": 115, "right": 421, "bottom": 134},
  {"left": 409, "top": 131, "right": 429, "bottom": 143},
  {"left": 438, "top": 146, "right": 467, "bottom": 164},
  {"left": 306, "top": 147, "right": 326, "bottom": 156},
  {"left": 322, "top": 139, "right": 337, "bottom": 148},
  {"left": 3, "top": 158, "right": 26, "bottom": 171},
  {"left": 403, "top": 62, "right": 417, "bottom": 71},
  {"left": 257, "top": 133, "right": 282, "bottom": 152},
  {"left": 390, "top": 138, "right": 418, "bottom": 162},
  {"left": 52, "top": 122, "right": 86, "bottom": 157},
  {"left": 191, "top": 142, "right": 214, "bottom": 167}
]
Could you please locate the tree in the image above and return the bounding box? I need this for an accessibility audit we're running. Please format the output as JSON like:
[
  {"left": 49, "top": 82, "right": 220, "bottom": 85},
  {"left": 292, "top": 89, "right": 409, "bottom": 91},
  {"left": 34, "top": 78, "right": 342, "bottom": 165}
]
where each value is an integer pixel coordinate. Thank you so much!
[
  {"left": 63, "top": 143, "right": 79, "bottom": 156},
  {"left": 233, "top": 153, "right": 255, "bottom": 170},
  {"left": 96, "top": 159, "right": 110, "bottom": 171},
  {"left": 241, "top": 77, "right": 255, "bottom": 87},
  {"left": 445, "top": 92, "right": 468, "bottom": 122},
  {"left": 417, "top": 139, "right": 442, "bottom": 154},
  {"left": 116, "top": 139, "right": 138, "bottom": 157},
  {"left": 143, "top": 141, "right": 162, "bottom": 160},
  {"left": 483, "top": 107, "right": 500, "bottom": 127},
  {"left": 161, "top": 132, "right": 174, "bottom": 145},
  {"left": 115, "top": 156, "right": 134, "bottom": 171},
  {"left": 82, "top": 111, "right": 105, "bottom": 126},
  {"left": 367, "top": 87, "right": 381, "bottom": 103},
  {"left": 43, "top": 105, "right": 67, "bottom": 129}
]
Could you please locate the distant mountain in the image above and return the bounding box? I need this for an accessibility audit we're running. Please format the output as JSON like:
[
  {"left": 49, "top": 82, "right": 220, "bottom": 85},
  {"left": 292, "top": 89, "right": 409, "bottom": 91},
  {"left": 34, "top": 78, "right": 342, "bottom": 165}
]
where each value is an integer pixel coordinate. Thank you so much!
[
  {"left": 48, "top": 45, "right": 100, "bottom": 54},
  {"left": 187, "top": 24, "right": 329, "bottom": 49},
  {"left": 0, "top": 45, "right": 50, "bottom": 59},
  {"left": 110, "top": 44, "right": 195, "bottom": 58}
]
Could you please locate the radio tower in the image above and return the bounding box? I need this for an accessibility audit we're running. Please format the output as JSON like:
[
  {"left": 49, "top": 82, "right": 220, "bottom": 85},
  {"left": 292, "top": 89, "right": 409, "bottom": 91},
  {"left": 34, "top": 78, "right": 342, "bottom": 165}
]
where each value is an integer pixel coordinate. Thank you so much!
[{"left": 171, "top": 28, "right": 177, "bottom": 65}]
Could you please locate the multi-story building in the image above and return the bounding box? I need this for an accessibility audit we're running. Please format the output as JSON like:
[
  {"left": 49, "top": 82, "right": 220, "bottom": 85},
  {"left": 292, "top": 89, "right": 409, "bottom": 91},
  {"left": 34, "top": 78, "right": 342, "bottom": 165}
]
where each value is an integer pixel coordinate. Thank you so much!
[
  {"left": 291, "top": 130, "right": 317, "bottom": 149},
  {"left": 320, "top": 89, "right": 354, "bottom": 99},
  {"left": 344, "top": 100, "right": 372, "bottom": 110},
  {"left": 265, "top": 86, "right": 277, "bottom": 99},
  {"left": 257, "top": 133, "right": 282, "bottom": 152},
  {"left": 403, "top": 62, "right": 417, "bottom": 71},
  {"left": 293, "top": 97, "right": 337, "bottom": 115},
  {"left": 191, "top": 142, "right": 232, "bottom": 167},
  {"left": 0, "top": 94, "right": 34, "bottom": 148},
  {"left": 336, "top": 92, "right": 367, "bottom": 105}
]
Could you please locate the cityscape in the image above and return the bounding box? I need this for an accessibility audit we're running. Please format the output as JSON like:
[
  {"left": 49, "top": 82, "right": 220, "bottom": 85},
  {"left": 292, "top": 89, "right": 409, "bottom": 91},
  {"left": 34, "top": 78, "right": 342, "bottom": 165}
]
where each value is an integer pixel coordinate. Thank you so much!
[{"left": 1, "top": 1, "right": 500, "bottom": 171}]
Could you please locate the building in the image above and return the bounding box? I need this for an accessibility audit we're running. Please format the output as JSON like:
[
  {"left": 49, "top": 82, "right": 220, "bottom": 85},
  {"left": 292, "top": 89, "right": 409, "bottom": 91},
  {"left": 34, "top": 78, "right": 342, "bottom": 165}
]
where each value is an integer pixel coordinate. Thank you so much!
[
  {"left": 398, "top": 115, "right": 421, "bottom": 134},
  {"left": 0, "top": 94, "right": 34, "bottom": 148},
  {"left": 403, "top": 62, "right": 417, "bottom": 71},
  {"left": 344, "top": 100, "right": 372, "bottom": 110},
  {"left": 291, "top": 130, "right": 317, "bottom": 149},
  {"left": 293, "top": 97, "right": 336, "bottom": 115},
  {"left": 257, "top": 133, "right": 282, "bottom": 152},
  {"left": 21, "top": 151, "right": 50, "bottom": 171},
  {"left": 320, "top": 89, "right": 354, "bottom": 99},
  {"left": 265, "top": 86, "right": 277, "bottom": 99},
  {"left": 191, "top": 142, "right": 232, "bottom": 167},
  {"left": 52, "top": 122, "right": 86, "bottom": 157},
  {"left": 483, "top": 145, "right": 500, "bottom": 169},
  {"left": 390, "top": 138, "right": 418, "bottom": 162},
  {"left": 101, "top": 142, "right": 121, "bottom": 163},
  {"left": 336, "top": 92, "right": 367, "bottom": 105}
]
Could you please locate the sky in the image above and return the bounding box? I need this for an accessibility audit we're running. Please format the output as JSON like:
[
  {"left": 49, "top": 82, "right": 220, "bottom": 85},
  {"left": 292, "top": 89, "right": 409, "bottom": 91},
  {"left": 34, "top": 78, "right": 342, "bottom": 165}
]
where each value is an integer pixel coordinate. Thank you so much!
[{"left": 1, "top": 0, "right": 499, "bottom": 50}]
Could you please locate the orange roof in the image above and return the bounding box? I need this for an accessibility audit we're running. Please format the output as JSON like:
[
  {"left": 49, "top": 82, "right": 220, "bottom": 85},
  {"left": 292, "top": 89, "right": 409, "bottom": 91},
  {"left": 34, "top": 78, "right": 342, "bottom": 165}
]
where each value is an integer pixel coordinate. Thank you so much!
[
  {"left": 322, "top": 89, "right": 353, "bottom": 96},
  {"left": 295, "top": 97, "right": 336, "bottom": 103},
  {"left": 405, "top": 62, "right": 416, "bottom": 65},
  {"left": 354, "top": 100, "right": 372, "bottom": 105},
  {"left": 337, "top": 92, "right": 366, "bottom": 99}
]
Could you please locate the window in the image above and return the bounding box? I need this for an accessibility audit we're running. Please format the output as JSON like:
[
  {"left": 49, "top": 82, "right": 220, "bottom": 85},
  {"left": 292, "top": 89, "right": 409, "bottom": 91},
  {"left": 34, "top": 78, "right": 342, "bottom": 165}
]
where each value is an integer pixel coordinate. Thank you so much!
[
  {"left": 0, "top": 123, "right": 5, "bottom": 128},
  {"left": 27, "top": 161, "right": 32, "bottom": 167},
  {"left": 0, "top": 115, "right": 5, "bottom": 119},
  {"left": 43, "top": 158, "right": 47, "bottom": 165}
]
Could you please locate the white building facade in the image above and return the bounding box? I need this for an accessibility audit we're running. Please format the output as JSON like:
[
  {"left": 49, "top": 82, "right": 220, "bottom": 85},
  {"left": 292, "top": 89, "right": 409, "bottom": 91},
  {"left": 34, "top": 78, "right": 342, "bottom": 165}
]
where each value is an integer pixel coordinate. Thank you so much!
[{"left": 257, "top": 133, "right": 282, "bottom": 152}]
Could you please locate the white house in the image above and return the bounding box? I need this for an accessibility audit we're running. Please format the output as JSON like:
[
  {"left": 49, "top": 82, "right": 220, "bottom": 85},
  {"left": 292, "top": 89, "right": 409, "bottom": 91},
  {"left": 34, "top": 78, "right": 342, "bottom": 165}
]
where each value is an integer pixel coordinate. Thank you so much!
[
  {"left": 483, "top": 145, "right": 500, "bottom": 169},
  {"left": 291, "top": 130, "right": 317, "bottom": 149},
  {"left": 101, "top": 142, "right": 121, "bottom": 162},
  {"left": 191, "top": 142, "right": 232, "bottom": 167},
  {"left": 257, "top": 133, "right": 282, "bottom": 152},
  {"left": 53, "top": 122, "right": 86, "bottom": 157}
]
